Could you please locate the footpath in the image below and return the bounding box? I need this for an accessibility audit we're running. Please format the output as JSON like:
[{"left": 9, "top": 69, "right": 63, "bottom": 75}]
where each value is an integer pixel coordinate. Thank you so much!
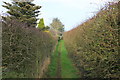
[{"left": 44, "top": 40, "right": 80, "bottom": 78}]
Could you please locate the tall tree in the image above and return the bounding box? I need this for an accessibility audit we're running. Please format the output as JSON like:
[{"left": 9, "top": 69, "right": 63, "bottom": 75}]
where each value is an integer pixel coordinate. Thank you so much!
[
  {"left": 38, "top": 18, "right": 45, "bottom": 30},
  {"left": 50, "top": 18, "right": 64, "bottom": 33},
  {"left": 38, "top": 18, "right": 50, "bottom": 31},
  {"left": 2, "top": 0, "right": 41, "bottom": 27}
]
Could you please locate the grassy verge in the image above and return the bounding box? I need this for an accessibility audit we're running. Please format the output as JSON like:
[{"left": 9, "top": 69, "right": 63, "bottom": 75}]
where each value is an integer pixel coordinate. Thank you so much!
[
  {"left": 45, "top": 42, "right": 59, "bottom": 78},
  {"left": 45, "top": 40, "right": 80, "bottom": 78},
  {"left": 60, "top": 40, "right": 79, "bottom": 78}
]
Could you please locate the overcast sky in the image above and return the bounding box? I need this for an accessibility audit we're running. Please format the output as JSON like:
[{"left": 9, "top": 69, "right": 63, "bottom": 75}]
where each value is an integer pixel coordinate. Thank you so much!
[{"left": 0, "top": 0, "right": 113, "bottom": 31}]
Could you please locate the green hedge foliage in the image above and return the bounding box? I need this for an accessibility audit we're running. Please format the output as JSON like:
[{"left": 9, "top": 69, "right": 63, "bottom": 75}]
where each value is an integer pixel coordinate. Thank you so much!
[
  {"left": 2, "top": 19, "right": 57, "bottom": 78},
  {"left": 64, "top": 2, "right": 120, "bottom": 78}
]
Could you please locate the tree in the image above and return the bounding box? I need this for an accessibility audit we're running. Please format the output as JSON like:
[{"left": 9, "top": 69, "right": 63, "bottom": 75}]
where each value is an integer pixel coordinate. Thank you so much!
[
  {"left": 38, "top": 18, "right": 45, "bottom": 30},
  {"left": 2, "top": 0, "right": 41, "bottom": 27},
  {"left": 38, "top": 18, "right": 50, "bottom": 31},
  {"left": 50, "top": 18, "right": 64, "bottom": 33}
]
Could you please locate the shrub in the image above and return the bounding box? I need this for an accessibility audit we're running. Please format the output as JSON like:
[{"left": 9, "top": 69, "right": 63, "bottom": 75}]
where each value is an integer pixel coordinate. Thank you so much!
[
  {"left": 2, "top": 19, "right": 57, "bottom": 78},
  {"left": 64, "top": 2, "right": 120, "bottom": 78}
]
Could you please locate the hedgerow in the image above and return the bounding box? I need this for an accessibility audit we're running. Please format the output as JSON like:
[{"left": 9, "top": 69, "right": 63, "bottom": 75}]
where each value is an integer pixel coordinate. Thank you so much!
[
  {"left": 64, "top": 2, "right": 120, "bottom": 78},
  {"left": 2, "top": 19, "right": 57, "bottom": 78}
]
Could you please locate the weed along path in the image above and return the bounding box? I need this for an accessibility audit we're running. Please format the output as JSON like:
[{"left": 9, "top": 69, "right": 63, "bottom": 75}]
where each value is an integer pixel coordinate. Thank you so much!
[{"left": 45, "top": 40, "right": 80, "bottom": 78}]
